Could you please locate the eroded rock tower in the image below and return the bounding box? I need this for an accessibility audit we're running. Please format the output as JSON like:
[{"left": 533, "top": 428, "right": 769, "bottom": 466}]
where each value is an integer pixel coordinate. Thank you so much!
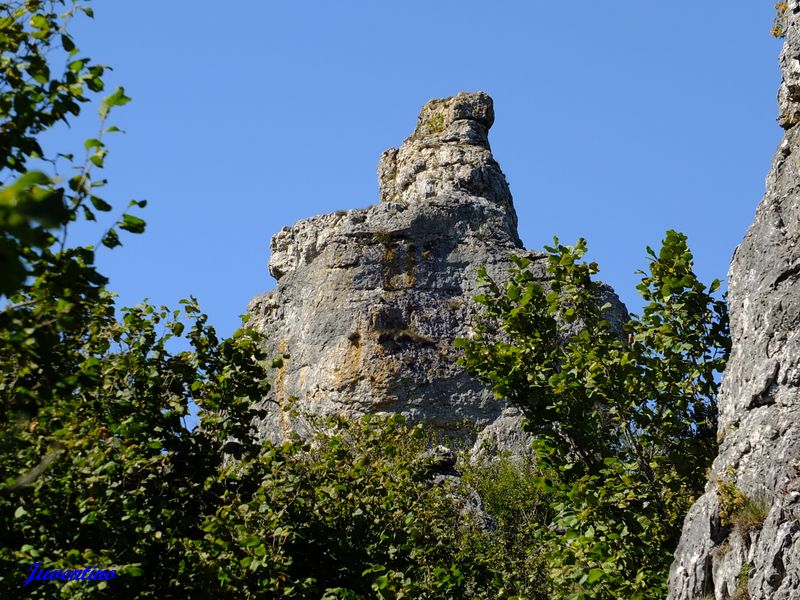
[{"left": 246, "top": 92, "right": 599, "bottom": 453}]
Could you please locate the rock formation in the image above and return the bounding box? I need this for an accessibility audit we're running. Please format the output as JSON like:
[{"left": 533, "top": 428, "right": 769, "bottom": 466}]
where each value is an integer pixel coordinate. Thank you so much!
[
  {"left": 668, "top": 6, "right": 800, "bottom": 599},
  {"left": 247, "top": 92, "right": 624, "bottom": 453}
]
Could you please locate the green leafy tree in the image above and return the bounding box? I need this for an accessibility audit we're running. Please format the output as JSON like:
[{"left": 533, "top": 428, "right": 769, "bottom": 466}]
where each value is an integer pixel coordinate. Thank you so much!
[
  {"left": 0, "top": 9, "right": 285, "bottom": 595},
  {"left": 193, "top": 413, "right": 547, "bottom": 598},
  {"left": 0, "top": 0, "right": 138, "bottom": 299},
  {"left": 461, "top": 453, "right": 551, "bottom": 596},
  {"left": 457, "top": 232, "right": 730, "bottom": 599}
]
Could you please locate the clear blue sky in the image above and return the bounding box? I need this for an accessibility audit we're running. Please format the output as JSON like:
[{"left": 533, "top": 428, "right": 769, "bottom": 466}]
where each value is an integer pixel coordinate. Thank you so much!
[{"left": 60, "top": 2, "right": 783, "bottom": 337}]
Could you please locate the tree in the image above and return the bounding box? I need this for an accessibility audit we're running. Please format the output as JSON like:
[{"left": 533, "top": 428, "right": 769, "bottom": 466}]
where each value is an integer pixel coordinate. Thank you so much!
[
  {"left": 457, "top": 232, "right": 730, "bottom": 599},
  {"left": 0, "top": 0, "right": 139, "bottom": 300},
  {"left": 0, "top": 7, "right": 282, "bottom": 595}
]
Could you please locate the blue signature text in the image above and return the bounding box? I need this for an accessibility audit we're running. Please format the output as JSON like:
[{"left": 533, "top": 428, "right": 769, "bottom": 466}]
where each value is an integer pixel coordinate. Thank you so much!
[{"left": 22, "top": 563, "right": 119, "bottom": 586}]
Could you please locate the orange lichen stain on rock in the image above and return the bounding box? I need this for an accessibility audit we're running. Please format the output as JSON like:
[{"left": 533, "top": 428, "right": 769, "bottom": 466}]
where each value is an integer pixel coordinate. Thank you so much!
[
  {"left": 332, "top": 332, "right": 364, "bottom": 389},
  {"left": 365, "top": 353, "right": 403, "bottom": 394},
  {"left": 272, "top": 338, "right": 292, "bottom": 438},
  {"left": 298, "top": 365, "right": 308, "bottom": 390},
  {"left": 272, "top": 340, "right": 288, "bottom": 403}
]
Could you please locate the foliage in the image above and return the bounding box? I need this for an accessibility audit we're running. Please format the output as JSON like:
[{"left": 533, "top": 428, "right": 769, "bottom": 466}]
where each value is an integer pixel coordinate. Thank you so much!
[
  {"left": 457, "top": 232, "right": 730, "bottom": 599},
  {"left": 716, "top": 478, "right": 770, "bottom": 535},
  {"left": 193, "top": 413, "right": 553, "bottom": 599},
  {"left": 716, "top": 477, "right": 749, "bottom": 528},
  {"left": 731, "top": 497, "right": 771, "bottom": 536},
  {"left": 461, "top": 454, "right": 551, "bottom": 596},
  {"left": 772, "top": 2, "right": 789, "bottom": 38},
  {"left": 427, "top": 112, "right": 445, "bottom": 134},
  {"left": 731, "top": 562, "right": 753, "bottom": 600},
  {"left": 0, "top": 0, "right": 142, "bottom": 299},
  {"left": 0, "top": 2, "right": 735, "bottom": 598},
  {"left": 1, "top": 295, "right": 278, "bottom": 598},
  {"left": 4, "top": 367, "right": 547, "bottom": 600}
]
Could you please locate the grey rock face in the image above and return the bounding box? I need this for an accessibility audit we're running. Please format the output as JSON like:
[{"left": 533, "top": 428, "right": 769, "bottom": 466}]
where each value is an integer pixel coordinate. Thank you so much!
[
  {"left": 247, "top": 92, "right": 532, "bottom": 450},
  {"left": 377, "top": 92, "right": 518, "bottom": 233},
  {"left": 247, "top": 92, "right": 624, "bottom": 454},
  {"left": 668, "top": 5, "right": 800, "bottom": 598}
]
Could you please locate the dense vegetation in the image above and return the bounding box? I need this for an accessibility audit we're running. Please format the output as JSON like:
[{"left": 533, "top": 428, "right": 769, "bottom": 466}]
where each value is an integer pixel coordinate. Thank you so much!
[
  {"left": 457, "top": 234, "right": 728, "bottom": 598},
  {"left": 1, "top": 1, "right": 730, "bottom": 598}
]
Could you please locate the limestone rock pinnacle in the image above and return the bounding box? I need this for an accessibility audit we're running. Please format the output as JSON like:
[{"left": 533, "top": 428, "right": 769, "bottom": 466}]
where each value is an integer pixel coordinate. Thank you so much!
[
  {"left": 246, "top": 92, "right": 624, "bottom": 455},
  {"left": 377, "top": 92, "right": 516, "bottom": 232}
]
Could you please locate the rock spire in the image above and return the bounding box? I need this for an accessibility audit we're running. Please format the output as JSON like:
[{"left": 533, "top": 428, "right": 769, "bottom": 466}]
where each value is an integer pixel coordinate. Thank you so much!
[
  {"left": 247, "top": 91, "right": 625, "bottom": 454},
  {"left": 248, "top": 92, "right": 596, "bottom": 453}
]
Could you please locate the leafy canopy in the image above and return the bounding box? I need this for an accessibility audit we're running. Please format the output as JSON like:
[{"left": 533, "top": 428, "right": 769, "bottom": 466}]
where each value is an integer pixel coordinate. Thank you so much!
[
  {"left": 0, "top": 0, "right": 140, "bottom": 300},
  {"left": 457, "top": 232, "right": 730, "bottom": 599}
]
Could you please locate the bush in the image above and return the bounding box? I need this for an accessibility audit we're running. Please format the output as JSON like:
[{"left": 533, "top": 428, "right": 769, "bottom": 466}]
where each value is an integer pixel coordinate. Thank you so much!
[{"left": 461, "top": 454, "right": 551, "bottom": 598}]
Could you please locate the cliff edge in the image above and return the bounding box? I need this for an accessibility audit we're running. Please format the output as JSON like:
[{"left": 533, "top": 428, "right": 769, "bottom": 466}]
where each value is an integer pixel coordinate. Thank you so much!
[{"left": 668, "top": 5, "right": 800, "bottom": 598}]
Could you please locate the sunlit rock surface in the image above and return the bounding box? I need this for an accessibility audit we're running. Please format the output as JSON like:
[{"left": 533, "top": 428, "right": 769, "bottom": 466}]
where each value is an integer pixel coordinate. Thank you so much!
[{"left": 247, "top": 92, "right": 625, "bottom": 454}]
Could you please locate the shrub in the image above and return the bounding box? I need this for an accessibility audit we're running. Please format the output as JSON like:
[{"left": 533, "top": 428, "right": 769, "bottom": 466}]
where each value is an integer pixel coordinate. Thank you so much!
[
  {"left": 772, "top": 2, "right": 789, "bottom": 38},
  {"left": 717, "top": 478, "right": 771, "bottom": 535}
]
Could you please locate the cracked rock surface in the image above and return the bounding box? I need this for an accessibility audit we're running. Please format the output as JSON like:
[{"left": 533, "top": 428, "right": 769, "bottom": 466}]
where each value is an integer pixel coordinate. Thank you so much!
[
  {"left": 668, "top": 5, "right": 800, "bottom": 598},
  {"left": 246, "top": 92, "right": 624, "bottom": 453}
]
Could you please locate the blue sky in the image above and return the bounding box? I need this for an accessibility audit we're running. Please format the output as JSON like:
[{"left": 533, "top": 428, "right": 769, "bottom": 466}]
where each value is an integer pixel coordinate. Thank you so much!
[{"left": 61, "top": 2, "right": 783, "bottom": 337}]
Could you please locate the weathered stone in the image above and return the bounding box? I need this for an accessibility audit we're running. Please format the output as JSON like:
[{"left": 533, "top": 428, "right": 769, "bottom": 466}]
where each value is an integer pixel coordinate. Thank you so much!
[
  {"left": 247, "top": 92, "right": 626, "bottom": 453},
  {"left": 377, "top": 91, "right": 518, "bottom": 232},
  {"left": 668, "top": 4, "right": 800, "bottom": 598}
]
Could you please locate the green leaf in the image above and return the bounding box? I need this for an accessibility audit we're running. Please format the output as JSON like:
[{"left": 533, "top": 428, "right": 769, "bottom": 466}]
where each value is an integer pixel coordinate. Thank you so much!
[
  {"left": 99, "top": 87, "right": 132, "bottom": 120},
  {"left": 119, "top": 214, "right": 146, "bottom": 234},
  {"left": 29, "top": 14, "right": 47, "bottom": 29},
  {"left": 61, "top": 34, "right": 75, "bottom": 52},
  {"left": 11, "top": 170, "right": 51, "bottom": 189},
  {"left": 90, "top": 195, "right": 112, "bottom": 212},
  {"left": 102, "top": 228, "right": 121, "bottom": 248},
  {"left": 68, "top": 58, "right": 87, "bottom": 73},
  {"left": 587, "top": 568, "right": 604, "bottom": 583},
  {"left": 126, "top": 565, "right": 144, "bottom": 577}
]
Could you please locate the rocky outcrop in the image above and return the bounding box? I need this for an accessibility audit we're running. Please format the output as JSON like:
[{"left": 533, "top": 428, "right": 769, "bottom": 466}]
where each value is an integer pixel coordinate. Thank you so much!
[
  {"left": 247, "top": 92, "right": 532, "bottom": 452},
  {"left": 247, "top": 92, "right": 625, "bottom": 453},
  {"left": 668, "top": 5, "right": 800, "bottom": 599}
]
